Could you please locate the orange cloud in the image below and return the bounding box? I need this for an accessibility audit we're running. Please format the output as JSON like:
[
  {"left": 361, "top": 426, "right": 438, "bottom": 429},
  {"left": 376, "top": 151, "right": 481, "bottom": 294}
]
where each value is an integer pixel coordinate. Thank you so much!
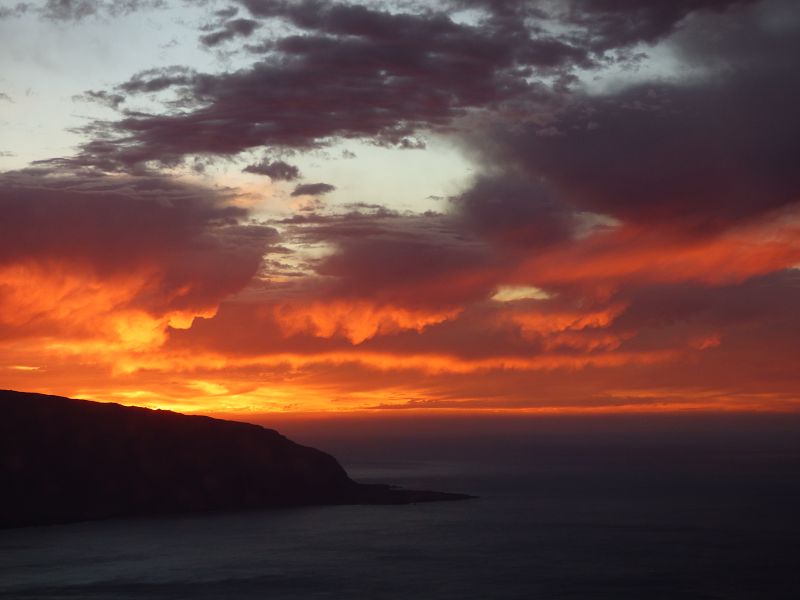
[
  {"left": 92, "top": 346, "right": 678, "bottom": 378},
  {"left": 504, "top": 303, "right": 628, "bottom": 336},
  {"left": 516, "top": 209, "right": 800, "bottom": 287},
  {"left": 540, "top": 331, "right": 628, "bottom": 352},
  {"left": 271, "top": 300, "right": 461, "bottom": 344},
  {"left": 689, "top": 333, "right": 722, "bottom": 350},
  {"left": 3, "top": 184, "right": 799, "bottom": 417},
  {"left": 0, "top": 262, "right": 217, "bottom": 351},
  {"left": 489, "top": 301, "right": 631, "bottom": 351}
]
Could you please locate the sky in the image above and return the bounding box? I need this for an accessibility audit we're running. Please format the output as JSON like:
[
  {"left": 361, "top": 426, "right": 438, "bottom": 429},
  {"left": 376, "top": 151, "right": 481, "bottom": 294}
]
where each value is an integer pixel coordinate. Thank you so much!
[{"left": 1, "top": 0, "right": 799, "bottom": 419}]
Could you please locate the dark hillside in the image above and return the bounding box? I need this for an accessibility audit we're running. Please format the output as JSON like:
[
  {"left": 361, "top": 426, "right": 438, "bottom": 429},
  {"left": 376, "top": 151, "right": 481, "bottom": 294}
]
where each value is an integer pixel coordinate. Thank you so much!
[{"left": 0, "top": 390, "right": 470, "bottom": 528}]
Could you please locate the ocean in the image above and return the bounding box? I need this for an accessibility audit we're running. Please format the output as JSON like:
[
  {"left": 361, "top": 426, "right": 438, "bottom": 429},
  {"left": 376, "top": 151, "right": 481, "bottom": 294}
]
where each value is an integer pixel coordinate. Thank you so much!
[{"left": 2, "top": 419, "right": 799, "bottom": 599}]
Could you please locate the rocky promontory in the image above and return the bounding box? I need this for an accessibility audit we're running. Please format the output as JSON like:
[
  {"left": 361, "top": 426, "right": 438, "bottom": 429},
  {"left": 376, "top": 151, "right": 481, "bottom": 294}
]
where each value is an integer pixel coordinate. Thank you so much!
[{"left": 0, "top": 390, "right": 471, "bottom": 528}]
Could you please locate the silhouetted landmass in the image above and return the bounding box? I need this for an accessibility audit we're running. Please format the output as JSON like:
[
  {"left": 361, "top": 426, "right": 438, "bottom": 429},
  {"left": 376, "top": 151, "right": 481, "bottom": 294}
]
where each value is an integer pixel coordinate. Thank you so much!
[{"left": 0, "top": 390, "right": 472, "bottom": 528}]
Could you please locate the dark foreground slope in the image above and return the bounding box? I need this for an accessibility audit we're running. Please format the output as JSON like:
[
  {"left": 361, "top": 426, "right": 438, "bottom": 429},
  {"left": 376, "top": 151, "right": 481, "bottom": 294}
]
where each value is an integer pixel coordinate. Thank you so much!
[{"left": 0, "top": 390, "right": 470, "bottom": 528}]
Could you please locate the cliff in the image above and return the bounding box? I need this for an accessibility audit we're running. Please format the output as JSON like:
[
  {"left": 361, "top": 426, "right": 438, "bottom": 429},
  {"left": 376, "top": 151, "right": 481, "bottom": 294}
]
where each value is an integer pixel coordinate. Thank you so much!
[{"left": 0, "top": 390, "right": 470, "bottom": 528}]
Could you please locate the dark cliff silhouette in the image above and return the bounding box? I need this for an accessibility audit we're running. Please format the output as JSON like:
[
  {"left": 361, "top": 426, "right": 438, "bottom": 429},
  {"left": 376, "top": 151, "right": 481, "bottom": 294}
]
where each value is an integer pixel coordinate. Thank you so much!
[{"left": 0, "top": 390, "right": 471, "bottom": 528}]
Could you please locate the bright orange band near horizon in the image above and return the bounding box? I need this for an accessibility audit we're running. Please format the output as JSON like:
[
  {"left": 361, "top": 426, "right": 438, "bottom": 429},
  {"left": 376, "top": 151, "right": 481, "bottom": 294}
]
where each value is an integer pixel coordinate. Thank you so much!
[{"left": 3, "top": 205, "right": 800, "bottom": 418}]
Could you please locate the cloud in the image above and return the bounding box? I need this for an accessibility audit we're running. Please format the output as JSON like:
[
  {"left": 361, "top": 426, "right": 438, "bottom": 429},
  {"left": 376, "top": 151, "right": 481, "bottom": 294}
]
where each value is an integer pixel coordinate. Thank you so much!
[
  {"left": 68, "top": 0, "right": 596, "bottom": 170},
  {"left": 65, "top": 0, "right": 765, "bottom": 180},
  {"left": 215, "top": 6, "right": 238, "bottom": 19},
  {"left": 271, "top": 300, "right": 461, "bottom": 344},
  {"left": 200, "top": 18, "right": 260, "bottom": 47},
  {"left": 452, "top": 175, "right": 577, "bottom": 249},
  {"left": 38, "top": 0, "right": 165, "bottom": 20},
  {"left": 115, "top": 65, "right": 196, "bottom": 95},
  {"left": 511, "top": 212, "right": 800, "bottom": 289},
  {"left": 242, "top": 159, "right": 300, "bottom": 180},
  {"left": 0, "top": 168, "right": 277, "bottom": 348},
  {"left": 541, "top": 0, "right": 756, "bottom": 49},
  {"left": 290, "top": 182, "right": 335, "bottom": 197},
  {"left": 6, "top": 0, "right": 800, "bottom": 415},
  {"left": 277, "top": 210, "right": 499, "bottom": 308},
  {"left": 464, "top": 1, "right": 800, "bottom": 230},
  {"left": 0, "top": 3, "right": 30, "bottom": 19}
]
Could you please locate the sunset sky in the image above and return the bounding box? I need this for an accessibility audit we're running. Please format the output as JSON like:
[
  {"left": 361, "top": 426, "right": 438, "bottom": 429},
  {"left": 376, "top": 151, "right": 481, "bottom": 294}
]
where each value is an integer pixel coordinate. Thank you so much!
[{"left": 1, "top": 0, "right": 799, "bottom": 418}]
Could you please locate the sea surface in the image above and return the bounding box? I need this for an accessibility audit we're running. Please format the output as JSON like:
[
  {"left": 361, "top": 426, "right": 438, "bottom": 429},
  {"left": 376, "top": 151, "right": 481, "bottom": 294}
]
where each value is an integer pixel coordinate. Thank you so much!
[{"left": 2, "top": 422, "right": 800, "bottom": 599}]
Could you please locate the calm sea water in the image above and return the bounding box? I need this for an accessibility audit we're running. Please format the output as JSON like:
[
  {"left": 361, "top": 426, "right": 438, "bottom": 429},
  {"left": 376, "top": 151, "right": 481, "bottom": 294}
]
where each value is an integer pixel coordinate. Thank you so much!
[{"left": 2, "top": 426, "right": 800, "bottom": 599}]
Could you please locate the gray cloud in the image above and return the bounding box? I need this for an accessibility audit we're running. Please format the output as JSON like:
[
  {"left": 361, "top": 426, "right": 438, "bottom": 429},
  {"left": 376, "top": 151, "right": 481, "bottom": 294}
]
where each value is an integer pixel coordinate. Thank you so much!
[
  {"left": 461, "top": 0, "right": 800, "bottom": 231},
  {"left": 200, "top": 17, "right": 259, "bottom": 47},
  {"left": 0, "top": 167, "right": 278, "bottom": 313},
  {"left": 243, "top": 159, "right": 300, "bottom": 180},
  {"left": 291, "top": 182, "right": 335, "bottom": 197}
]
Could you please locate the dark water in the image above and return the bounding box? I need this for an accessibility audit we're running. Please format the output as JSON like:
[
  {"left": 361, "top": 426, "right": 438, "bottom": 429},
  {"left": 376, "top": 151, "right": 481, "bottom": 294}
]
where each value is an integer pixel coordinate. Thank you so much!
[{"left": 2, "top": 427, "right": 800, "bottom": 599}]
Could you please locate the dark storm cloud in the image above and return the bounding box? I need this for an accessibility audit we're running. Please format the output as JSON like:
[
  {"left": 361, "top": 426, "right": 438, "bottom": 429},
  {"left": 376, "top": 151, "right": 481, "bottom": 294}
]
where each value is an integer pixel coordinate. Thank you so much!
[
  {"left": 70, "top": 0, "right": 601, "bottom": 170},
  {"left": 453, "top": 175, "right": 577, "bottom": 249},
  {"left": 461, "top": 0, "right": 800, "bottom": 231},
  {"left": 553, "top": 0, "right": 755, "bottom": 49},
  {"left": 242, "top": 159, "right": 300, "bottom": 180},
  {"left": 17, "top": 0, "right": 797, "bottom": 283},
  {"left": 291, "top": 182, "right": 335, "bottom": 197},
  {"left": 66, "top": 0, "right": 764, "bottom": 181},
  {"left": 477, "top": 82, "right": 800, "bottom": 228},
  {"left": 448, "top": 0, "right": 752, "bottom": 50}
]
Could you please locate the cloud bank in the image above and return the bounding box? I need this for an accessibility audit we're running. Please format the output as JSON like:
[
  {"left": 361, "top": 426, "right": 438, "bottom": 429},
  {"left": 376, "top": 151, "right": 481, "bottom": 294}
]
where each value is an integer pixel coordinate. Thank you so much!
[{"left": 3, "top": 0, "right": 799, "bottom": 415}]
